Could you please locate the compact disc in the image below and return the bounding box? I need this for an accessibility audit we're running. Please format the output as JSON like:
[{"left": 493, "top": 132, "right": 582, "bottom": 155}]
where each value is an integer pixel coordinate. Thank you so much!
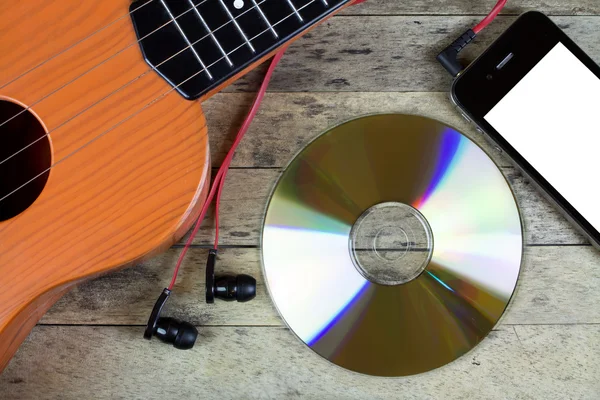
[{"left": 261, "top": 114, "right": 523, "bottom": 377}]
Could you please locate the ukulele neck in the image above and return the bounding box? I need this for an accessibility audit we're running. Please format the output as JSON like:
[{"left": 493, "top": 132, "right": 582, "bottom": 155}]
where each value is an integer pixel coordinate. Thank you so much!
[{"left": 130, "top": 0, "right": 351, "bottom": 100}]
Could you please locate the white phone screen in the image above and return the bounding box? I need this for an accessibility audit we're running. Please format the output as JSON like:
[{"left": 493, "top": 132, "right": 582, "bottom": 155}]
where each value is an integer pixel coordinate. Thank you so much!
[{"left": 485, "top": 42, "right": 600, "bottom": 231}]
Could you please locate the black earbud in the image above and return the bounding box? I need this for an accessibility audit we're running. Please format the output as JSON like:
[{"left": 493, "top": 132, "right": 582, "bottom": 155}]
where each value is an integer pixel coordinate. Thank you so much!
[
  {"left": 152, "top": 317, "right": 197, "bottom": 350},
  {"left": 144, "top": 250, "right": 256, "bottom": 349},
  {"left": 144, "top": 288, "right": 198, "bottom": 350},
  {"left": 206, "top": 249, "right": 256, "bottom": 303}
]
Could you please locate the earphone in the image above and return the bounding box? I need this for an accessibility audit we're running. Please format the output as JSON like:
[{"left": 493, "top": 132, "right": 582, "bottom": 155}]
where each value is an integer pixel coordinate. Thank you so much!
[
  {"left": 205, "top": 249, "right": 256, "bottom": 303},
  {"left": 144, "top": 251, "right": 257, "bottom": 349},
  {"left": 142, "top": 49, "right": 287, "bottom": 351},
  {"left": 144, "top": 288, "right": 198, "bottom": 349},
  {"left": 142, "top": 0, "right": 373, "bottom": 352}
]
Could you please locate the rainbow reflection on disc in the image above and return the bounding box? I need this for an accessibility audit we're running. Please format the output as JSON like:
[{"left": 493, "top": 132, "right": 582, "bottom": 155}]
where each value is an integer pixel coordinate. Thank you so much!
[{"left": 261, "top": 114, "right": 523, "bottom": 377}]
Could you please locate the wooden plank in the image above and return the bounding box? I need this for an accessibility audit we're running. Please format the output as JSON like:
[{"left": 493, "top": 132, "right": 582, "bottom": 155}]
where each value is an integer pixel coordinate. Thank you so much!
[
  {"left": 41, "top": 246, "right": 600, "bottom": 326},
  {"left": 168, "top": 168, "right": 586, "bottom": 247},
  {"left": 203, "top": 92, "right": 505, "bottom": 168},
  {"left": 2, "top": 325, "right": 599, "bottom": 399},
  {"left": 203, "top": 91, "right": 594, "bottom": 171},
  {"left": 339, "top": 0, "right": 600, "bottom": 16},
  {"left": 223, "top": 16, "right": 600, "bottom": 93}
]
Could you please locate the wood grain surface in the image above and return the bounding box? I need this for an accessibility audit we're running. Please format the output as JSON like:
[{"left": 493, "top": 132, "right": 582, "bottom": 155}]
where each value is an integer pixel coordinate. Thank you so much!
[
  {"left": 3, "top": 325, "right": 599, "bottom": 399},
  {"left": 228, "top": 16, "right": 600, "bottom": 93},
  {"left": 2, "top": 2, "right": 600, "bottom": 399},
  {"left": 336, "top": 0, "right": 600, "bottom": 15}
]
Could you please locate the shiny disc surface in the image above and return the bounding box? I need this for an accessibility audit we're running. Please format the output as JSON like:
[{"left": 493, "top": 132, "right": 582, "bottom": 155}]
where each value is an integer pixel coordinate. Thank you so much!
[{"left": 261, "top": 114, "right": 523, "bottom": 376}]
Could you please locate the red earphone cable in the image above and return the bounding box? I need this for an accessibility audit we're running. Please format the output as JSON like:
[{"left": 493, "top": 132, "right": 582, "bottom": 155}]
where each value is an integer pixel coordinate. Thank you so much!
[
  {"left": 168, "top": 48, "right": 286, "bottom": 290},
  {"left": 213, "top": 168, "right": 225, "bottom": 250},
  {"left": 473, "top": 0, "right": 507, "bottom": 34}
]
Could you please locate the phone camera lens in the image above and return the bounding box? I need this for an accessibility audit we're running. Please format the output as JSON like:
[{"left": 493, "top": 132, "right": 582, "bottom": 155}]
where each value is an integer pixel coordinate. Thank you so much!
[{"left": 486, "top": 74, "right": 493, "bottom": 80}]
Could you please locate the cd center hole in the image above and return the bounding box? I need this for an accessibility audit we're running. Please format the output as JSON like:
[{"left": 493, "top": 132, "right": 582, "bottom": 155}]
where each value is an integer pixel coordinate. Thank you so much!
[
  {"left": 350, "top": 202, "right": 433, "bottom": 286},
  {"left": 374, "top": 226, "right": 410, "bottom": 261}
]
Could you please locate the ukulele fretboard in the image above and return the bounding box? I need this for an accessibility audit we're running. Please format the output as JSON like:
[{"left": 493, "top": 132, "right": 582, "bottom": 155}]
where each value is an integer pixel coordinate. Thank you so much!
[{"left": 130, "top": 0, "right": 350, "bottom": 99}]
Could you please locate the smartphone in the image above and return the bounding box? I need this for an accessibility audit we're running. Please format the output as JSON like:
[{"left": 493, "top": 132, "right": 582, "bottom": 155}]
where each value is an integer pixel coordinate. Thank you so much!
[{"left": 451, "top": 11, "right": 600, "bottom": 248}]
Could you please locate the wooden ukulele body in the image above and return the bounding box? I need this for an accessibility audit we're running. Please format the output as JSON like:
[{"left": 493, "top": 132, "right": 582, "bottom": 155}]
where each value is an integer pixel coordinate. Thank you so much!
[{"left": 0, "top": 0, "right": 211, "bottom": 371}]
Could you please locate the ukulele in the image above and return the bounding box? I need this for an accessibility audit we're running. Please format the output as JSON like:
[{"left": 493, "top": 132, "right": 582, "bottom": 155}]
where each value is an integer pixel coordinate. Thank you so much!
[{"left": 0, "top": 0, "right": 357, "bottom": 372}]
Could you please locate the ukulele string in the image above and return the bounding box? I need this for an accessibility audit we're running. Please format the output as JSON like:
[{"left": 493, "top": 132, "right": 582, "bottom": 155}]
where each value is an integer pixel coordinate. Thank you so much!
[
  {"left": 0, "top": 0, "right": 273, "bottom": 167},
  {"left": 0, "top": 0, "right": 155, "bottom": 91},
  {"left": 0, "top": 0, "right": 254, "bottom": 133},
  {"left": 0, "top": 0, "right": 321, "bottom": 205}
]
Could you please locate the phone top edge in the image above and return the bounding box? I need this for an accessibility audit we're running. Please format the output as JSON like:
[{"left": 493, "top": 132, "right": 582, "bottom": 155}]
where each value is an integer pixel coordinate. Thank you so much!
[{"left": 451, "top": 11, "right": 551, "bottom": 115}]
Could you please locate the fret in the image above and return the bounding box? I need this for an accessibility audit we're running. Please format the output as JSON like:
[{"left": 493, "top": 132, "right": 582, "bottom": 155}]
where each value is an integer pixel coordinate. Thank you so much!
[
  {"left": 158, "top": 0, "right": 212, "bottom": 80},
  {"left": 250, "top": 0, "right": 279, "bottom": 39},
  {"left": 260, "top": 0, "right": 303, "bottom": 38},
  {"left": 293, "top": 0, "right": 330, "bottom": 9},
  {"left": 173, "top": 1, "right": 233, "bottom": 72},
  {"left": 212, "top": 0, "right": 279, "bottom": 56},
  {"left": 216, "top": 0, "right": 256, "bottom": 53},
  {"left": 289, "top": 0, "right": 330, "bottom": 23},
  {"left": 286, "top": 0, "right": 304, "bottom": 22},
  {"left": 187, "top": 0, "right": 233, "bottom": 67}
]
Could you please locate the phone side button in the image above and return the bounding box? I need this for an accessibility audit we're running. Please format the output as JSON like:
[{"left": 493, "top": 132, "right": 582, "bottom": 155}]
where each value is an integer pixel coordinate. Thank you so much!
[
  {"left": 475, "top": 126, "right": 484, "bottom": 134},
  {"left": 460, "top": 112, "right": 471, "bottom": 123},
  {"left": 494, "top": 145, "right": 503, "bottom": 154}
]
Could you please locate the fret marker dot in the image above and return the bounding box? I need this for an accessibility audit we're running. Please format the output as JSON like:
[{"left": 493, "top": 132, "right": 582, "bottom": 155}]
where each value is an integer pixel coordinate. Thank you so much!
[{"left": 233, "top": 0, "right": 244, "bottom": 9}]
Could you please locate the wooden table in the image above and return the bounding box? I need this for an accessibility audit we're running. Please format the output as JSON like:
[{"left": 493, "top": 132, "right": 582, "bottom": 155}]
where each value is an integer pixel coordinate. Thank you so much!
[{"left": 2, "top": 1, "right": 599, "bottom": 398}]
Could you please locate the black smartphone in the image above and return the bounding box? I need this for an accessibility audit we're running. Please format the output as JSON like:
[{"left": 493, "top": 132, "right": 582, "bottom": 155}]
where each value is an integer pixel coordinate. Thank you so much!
[{"left": 451, "top": 11, "right": 600, "bottom": 248}]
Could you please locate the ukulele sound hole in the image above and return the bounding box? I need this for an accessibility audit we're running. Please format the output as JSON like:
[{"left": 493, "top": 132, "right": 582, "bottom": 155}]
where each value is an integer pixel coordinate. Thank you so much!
[{"left": 0, "top": 100, "right": 51, "bottom": 222}]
